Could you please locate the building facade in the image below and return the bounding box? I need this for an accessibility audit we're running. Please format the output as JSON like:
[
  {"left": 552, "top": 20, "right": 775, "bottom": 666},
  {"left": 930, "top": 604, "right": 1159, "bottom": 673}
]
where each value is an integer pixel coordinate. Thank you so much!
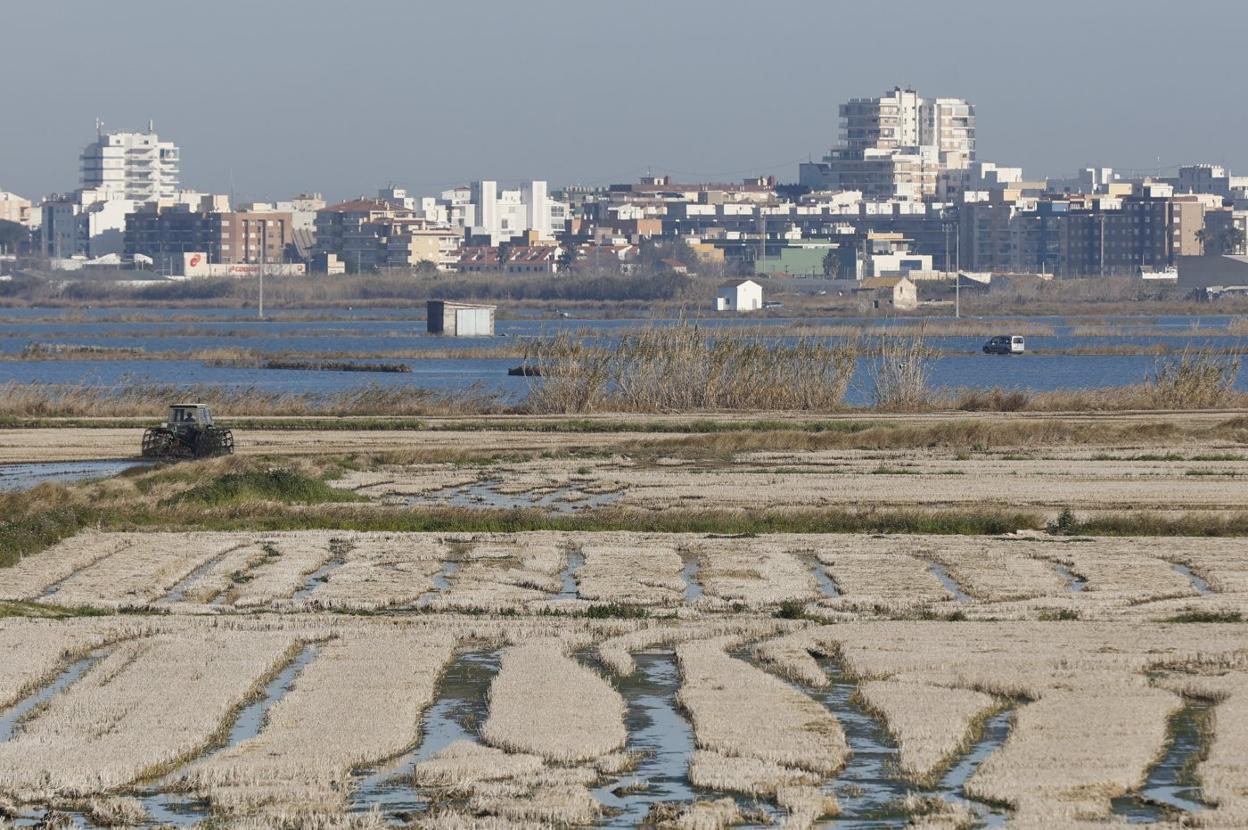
[
  {"left": 80, "top": 124, "right": 180, "bottom": 201},
  {"left": 800, "top": 88, "right": 974, "bottom": 200},
  {"left": 126, "top": 207, "right": 292, "bottom": 271}
]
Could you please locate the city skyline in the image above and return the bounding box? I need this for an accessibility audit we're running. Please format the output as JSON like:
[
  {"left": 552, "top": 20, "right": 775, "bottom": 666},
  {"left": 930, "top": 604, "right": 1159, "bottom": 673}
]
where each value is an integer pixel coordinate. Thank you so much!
[{"left": 3, "top": 0, "right": 1247, "bottom": 201}]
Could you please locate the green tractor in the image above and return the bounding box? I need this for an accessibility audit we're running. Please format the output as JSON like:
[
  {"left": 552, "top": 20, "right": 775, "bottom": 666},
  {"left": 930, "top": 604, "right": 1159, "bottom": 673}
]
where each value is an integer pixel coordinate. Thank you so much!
[{"left": 141, "top": 403, "right": 234, "bottom": 460}]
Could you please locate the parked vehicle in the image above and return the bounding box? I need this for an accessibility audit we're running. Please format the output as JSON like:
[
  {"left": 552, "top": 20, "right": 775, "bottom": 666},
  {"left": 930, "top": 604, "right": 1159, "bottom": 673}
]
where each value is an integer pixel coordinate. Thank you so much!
[{"left": 983, "top": 335, "right": 1025, "bottom": 355}]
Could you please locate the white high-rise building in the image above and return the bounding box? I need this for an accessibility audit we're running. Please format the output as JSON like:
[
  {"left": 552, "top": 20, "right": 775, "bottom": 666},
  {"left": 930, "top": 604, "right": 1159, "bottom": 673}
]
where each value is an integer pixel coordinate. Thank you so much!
[
  {"left": 522, "top": 180, "right": 550, "bottom": 240},
  {"left": 800, "top": 88, "right": 975, "bottom": 200},
  {"left": 79, "top": 122, "right": 180, "bottom": 201},
  {"left": 469, "top": 180, "right": 565, "bottom": 244},
  {"left": 920, "top": 97, "right": 976, "bottom": 170}
]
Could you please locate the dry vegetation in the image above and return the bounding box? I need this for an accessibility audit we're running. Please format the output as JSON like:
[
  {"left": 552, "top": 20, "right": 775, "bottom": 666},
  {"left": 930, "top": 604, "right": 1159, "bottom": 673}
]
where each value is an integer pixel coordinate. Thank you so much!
[
  {"left": 481, "top": 639, "right": 626, "bottom": 762},
  {"left": 0, "top": 410, "right": 1246, "bottom": 827},
  {"left": 676, "top": 637, "right": 847, "bottom": 790},
  {"left": 181, "top": 632, "right": 455, "bottom": 814}
]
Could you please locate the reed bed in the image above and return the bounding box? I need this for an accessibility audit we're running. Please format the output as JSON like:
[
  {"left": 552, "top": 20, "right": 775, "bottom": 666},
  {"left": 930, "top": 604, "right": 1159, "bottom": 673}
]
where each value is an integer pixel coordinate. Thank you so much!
[
  {"left": 814, "top": 547, "right": 953, "bottom": 612},
  {"left": 594, "top": 620, "right": 785, "bottom": 677},
  {"left": 752, "top": 629, "right": 831, "bottom": 688},
  {"left": 966, "top": 687, "right": 1181, "bottom": 823},
  {"left": 297, "top": 534, "right": 448, "bottom": 611},
  {"left": 182, "top": 633, "right": 455, "bottom": 813},
  {"left": 776, "top": 785, "right": 840, "bottom": 830},
  {"left": 688, "top": 750, "right": 821, "bottom": 797},
  {"left": 917, "top": 542, "right": 1068, "bottom": 602},
  {"left": 1028, "top": 545, "right": 1198, "bottom": 605},
  {"left": 827, "top": 619, "right": 1248, "bottom": 701},
  {"left": 19, "top": 529, "right": 1248, "bottom": 620},
  {"left": 230, "top": 537, "right": 338, "bottom": 609},
  {"left": 481, "top": 640, "right": 626, "bottom": 762},
  {"left": 0, "top": 629, "right": 296, "bottom": 800},
  {"left": 576, "top": 541, "right": 686, "bottom": 606},
  {"left": 40, "top": 532, "right": 250, "bottom": 610},
  {"left": 0, "top": 532, "right": 135, "bottom": 601},
  {"left": 430, "top": 550, "right": 563, "bottom": 613},
  {"left": 0, "top": 381, "right": 505, "bottom": 419},
  {"left": 522, "top": 323, "right": 858, "bottom": 414},
  {"left": 414, "top": 741, "right": 600, "bottom": 826},
  {"left": 675, "top": 637, "right": 847, "bottom": 780},
  {"left": 0, "top": 619, "right": 140, "bottom": 710},
  {"left": 856, "top": 680, "right": 996, "bottom": 783},
  {"left": 681, "top": 540, "right": 819, "bottom": 609},
  {"left": 651, "top": 797, "right": 745, "bottom": 830},
  {"left": 159, "top": 541, "right": 274, "bottom": 606},
  {"left": 83, "top": 796, "right": 148, "bottom": 827},
  {"left": 869, "top": 332, "right": 935, "bottom": 411}
]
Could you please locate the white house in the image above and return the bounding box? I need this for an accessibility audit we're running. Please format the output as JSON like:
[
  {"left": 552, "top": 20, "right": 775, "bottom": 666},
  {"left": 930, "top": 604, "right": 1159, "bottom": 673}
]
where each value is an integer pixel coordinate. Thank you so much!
[{"left": 715, "top": 279, "right": 763, "bottom": 312}]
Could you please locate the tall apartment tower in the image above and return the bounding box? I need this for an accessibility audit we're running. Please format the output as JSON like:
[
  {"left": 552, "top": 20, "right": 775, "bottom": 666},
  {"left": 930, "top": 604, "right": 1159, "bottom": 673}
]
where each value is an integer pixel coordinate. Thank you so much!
[
  {"left": 79, "top": 122, "right": 180, "bottom": 201},
  {"left": 920, "top": 98, "right": 976, "bottom": 170},
  {"left": 839, "top": 87, "right": 924, "bottom": 154},
  {"left": 800, "top": 87, "right": 975, "bottom": 199}
]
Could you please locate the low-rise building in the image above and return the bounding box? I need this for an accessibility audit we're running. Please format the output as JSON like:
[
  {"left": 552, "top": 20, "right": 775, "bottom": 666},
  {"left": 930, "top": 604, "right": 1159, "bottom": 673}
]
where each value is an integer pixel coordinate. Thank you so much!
[
  {"left": 715, "top": 279, "right": 762, "bottom": 312},
  {"left": 857, "top": 276, "right": 918, "bottom": 310},
  {"left": 455, "top": 244, "right": 560, "bottom": 274}
]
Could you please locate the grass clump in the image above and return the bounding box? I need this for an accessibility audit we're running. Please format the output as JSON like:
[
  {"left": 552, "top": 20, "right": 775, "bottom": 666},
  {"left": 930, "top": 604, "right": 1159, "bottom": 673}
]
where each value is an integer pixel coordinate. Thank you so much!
[
  {"left": 1146, "top": 347, "right": 1242, "bottom": 409},
  {"left": 1046, "top": 508, "right": 1082, "bottom": 536},
  {"left": 0, "top": 497, "right": 96, "bottom": 568},
  {"left": 1165, "top": 610, "right": 1243, "bottom": 623},
  {"left": 584, "top": 603, "right": 648, "bottom": 619},
  {"left": 161, "top": 467, "right": 362, "bottom": 508},
  {"left": 773, "top": 599, "right": 809, "bottom": 620}
]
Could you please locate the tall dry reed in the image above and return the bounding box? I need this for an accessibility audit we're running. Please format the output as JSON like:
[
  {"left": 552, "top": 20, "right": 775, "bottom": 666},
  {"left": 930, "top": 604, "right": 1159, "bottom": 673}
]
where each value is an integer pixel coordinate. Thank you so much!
[
  {"left": 869, "top": 331, "right": 935, "bottom": 411},
  {"left": 522, "top": 323, "right": 858, "bottom": 414},
  {"left": 1145, "top": 347, "right": 1242, "bottom": 409}
]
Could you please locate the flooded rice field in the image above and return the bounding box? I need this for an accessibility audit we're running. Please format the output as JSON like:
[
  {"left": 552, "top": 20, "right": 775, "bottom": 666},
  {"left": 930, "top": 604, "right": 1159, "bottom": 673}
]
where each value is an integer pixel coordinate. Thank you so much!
[
  {"left": 2, "top": 310, "right": 1247, "bottom": 403},
  {"left": 0, "top": 460, "right": 147, "bottom": 492}
]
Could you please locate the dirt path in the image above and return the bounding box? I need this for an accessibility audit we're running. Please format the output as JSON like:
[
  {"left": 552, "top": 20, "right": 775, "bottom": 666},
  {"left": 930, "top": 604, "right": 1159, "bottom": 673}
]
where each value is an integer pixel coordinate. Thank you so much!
[{"left": 0, "top": 428, "right": 666, "bottom": 464}]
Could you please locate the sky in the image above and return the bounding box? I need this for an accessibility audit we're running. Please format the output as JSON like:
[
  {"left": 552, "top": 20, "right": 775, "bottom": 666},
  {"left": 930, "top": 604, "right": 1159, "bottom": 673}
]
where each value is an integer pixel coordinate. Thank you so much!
[{"left": 3, "top": 0, "right": 1245, "bottom": 203}]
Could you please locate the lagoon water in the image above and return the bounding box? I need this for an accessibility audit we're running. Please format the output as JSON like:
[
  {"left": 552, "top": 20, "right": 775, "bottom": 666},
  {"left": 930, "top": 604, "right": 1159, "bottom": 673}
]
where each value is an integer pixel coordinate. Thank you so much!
[{"left": 0, "top": 309, "right": 1244, "bottom": 406}]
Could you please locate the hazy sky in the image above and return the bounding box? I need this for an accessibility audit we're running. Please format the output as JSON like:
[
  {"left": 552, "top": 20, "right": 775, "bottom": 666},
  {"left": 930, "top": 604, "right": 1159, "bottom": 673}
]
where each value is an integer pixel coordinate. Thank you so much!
[{"left": 4, "top": 0, "right": 1245, "bottom": 202}]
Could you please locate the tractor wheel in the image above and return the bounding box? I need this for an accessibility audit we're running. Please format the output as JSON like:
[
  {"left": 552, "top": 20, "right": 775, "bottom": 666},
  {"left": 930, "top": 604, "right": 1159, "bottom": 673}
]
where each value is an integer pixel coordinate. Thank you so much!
[
  {"left": 141, "top": 428, "right": 176, "bottom": 459},
  {"left": 195, "top": 428, "right": 234, "bottom": 458}
]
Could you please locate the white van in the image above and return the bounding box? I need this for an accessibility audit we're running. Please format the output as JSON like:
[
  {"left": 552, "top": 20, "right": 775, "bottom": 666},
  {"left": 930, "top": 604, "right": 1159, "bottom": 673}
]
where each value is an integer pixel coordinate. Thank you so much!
[{"left": 983, "top": 335, "right": 1025, "bottom": 355}]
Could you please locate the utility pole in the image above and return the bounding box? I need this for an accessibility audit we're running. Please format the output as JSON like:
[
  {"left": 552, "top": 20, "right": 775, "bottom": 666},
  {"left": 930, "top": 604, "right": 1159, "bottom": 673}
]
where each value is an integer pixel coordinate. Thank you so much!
[
  {"left": 954, "top": 222, "right": 961, "bottom": 319},
  {"left": 258, "top": 220, "right": 266, "bottom": 320},
  {"left": 1099, "top": 213, "right": 1105, "bottom": 276}
]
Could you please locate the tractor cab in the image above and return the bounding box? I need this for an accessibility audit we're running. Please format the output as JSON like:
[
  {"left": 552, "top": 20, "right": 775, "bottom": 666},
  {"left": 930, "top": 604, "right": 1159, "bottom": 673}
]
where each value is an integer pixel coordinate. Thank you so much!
[
  {"left": 168, "top": 403, "right": 214, "bottom": 430},
  {"left": 142, "top": 402, "right": 233, "bottom": 460}
]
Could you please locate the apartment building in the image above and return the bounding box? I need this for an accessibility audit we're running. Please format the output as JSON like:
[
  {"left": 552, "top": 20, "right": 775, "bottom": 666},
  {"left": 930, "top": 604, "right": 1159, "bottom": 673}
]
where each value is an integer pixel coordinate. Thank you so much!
[
  {"left": 800, "top": 88, "right": 975, "bottom": 200},
  {"left": 80, "top": 124, "right": 180, "bottom": 201},
  {"left": 125, "top": 207, "right": 292, "bottom": 271},
  {"left": 42, "top": 189, "right": 138, "bottom": 259},
  {"left": 314, "top": 198, "right": 462, "bottom": 272},
  {"left": 0, "top": 190, "right": 35, "bottom": 226},
  {"left": 468, "top": 180, "right": 568, "bottom": 245}
]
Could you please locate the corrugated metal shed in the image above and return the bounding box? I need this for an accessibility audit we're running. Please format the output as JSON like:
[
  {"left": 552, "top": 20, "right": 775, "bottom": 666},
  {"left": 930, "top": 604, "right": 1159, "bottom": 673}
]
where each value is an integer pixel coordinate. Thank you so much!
[{"left": 427, "top": 300, "right": 496, "bottom": 336}]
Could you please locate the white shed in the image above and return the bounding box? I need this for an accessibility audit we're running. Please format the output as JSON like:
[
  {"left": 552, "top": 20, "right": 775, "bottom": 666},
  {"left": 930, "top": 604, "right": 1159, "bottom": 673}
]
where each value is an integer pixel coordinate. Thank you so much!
[
  {"left": 715, "top": 279, "right": 763, "bottom": 312},
  {"left": 427, "top": 300, "right": 496, "bottom": 336}
]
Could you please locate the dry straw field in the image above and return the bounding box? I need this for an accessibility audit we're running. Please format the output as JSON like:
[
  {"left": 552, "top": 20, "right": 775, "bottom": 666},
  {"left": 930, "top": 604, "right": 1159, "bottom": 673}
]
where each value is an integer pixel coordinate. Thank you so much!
[{"left": 0, "top": 409, "right": 1246, "bottom": 828}]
